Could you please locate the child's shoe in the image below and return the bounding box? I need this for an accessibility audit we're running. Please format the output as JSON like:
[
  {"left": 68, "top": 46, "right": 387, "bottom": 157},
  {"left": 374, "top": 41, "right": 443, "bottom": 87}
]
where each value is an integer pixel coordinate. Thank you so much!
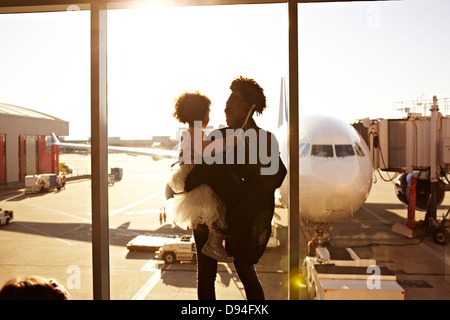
[{"left": 201, "top": 229, "right": 234, "bottom": 263}]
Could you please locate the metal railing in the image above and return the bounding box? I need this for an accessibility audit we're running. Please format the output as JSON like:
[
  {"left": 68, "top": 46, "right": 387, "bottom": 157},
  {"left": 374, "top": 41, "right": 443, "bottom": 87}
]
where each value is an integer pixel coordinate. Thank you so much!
[{"left": 394, "top": 97, "right": 450, "bottom": 117}]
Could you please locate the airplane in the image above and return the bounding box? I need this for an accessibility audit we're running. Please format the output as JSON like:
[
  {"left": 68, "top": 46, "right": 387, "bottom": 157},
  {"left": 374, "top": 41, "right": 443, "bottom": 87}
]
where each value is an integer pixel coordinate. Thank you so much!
[
  {"left": 275, "top": 113, "right": 373, "bottom": 252},
  {"left": 274, "top": 75, "right": 373, "bottom": 252},
  {"left": 51, "top": 132, "right": 179, "bottom": 161}
]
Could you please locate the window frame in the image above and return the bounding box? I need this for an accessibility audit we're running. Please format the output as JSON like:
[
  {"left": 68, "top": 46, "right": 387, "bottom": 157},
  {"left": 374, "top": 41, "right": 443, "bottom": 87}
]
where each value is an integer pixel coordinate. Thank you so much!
[{"left": 0, "top": 0, "right": 366, "bottom": 301}]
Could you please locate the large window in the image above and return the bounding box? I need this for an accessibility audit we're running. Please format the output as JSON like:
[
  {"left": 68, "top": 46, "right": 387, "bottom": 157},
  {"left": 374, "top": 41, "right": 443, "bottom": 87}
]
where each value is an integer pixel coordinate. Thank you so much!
[
  {"left": 1, "top": 0, "right": 449, "bottom": 302},
  {"left": 0, "top": 10, "right": 92, "bottom": 299},
  {"left": 106, "top": 4, "right": 289, "bottom": 300},
  {"left": 0, "top": 3, "right": 289, "bottom": 300}
]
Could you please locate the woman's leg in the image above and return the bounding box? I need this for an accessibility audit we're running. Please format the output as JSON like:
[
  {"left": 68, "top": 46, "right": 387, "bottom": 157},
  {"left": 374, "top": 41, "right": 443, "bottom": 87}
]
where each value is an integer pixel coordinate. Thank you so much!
[
  {"left": 234, "top": 261, "right": 265, "bottom": 300},
  {"left": 193, "top": 223, "right": 218, "bottom": 300}
]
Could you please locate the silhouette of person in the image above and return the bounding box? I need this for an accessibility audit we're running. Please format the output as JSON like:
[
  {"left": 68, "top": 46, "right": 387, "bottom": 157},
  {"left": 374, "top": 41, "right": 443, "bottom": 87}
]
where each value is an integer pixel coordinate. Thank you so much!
[{"left": 185, "top": 76, "right": 287, "bottom": 300}]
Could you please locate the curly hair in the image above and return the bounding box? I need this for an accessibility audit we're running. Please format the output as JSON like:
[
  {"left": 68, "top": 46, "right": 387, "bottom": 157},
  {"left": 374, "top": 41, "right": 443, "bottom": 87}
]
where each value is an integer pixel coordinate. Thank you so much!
[
  {"left": 0, "top": 276, "right": 70, "bottom": 300},
  {"left": 230, "top": 76, "right": 266, "bottom": 115},
  {"left": 173, "top": 91, "right": 211, "bottom": 126}
]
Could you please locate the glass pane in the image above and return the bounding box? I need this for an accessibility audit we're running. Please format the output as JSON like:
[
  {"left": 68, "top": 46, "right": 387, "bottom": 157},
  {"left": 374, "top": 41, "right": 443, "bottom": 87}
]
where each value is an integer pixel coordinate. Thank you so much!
[
  {"left": 299, "top": 0, "right": 450, "bottom": 300},
  {"left": 107, "top": 3, "right": 288, "bottom": 300},
  {"left": 0, "top": 10, "right": 91, "bottom": 299},
  {"left": 311, "top": 145, "right": 333, "bottom": 157},
  {"left": 335, "top": 144, "right": 355, "bottom": 157},
  {"left": 354, "top": 143, "right": 365, "bottom": 157},
  {"left": 300, "top": 143, "right": 310, "bottom": 158}
]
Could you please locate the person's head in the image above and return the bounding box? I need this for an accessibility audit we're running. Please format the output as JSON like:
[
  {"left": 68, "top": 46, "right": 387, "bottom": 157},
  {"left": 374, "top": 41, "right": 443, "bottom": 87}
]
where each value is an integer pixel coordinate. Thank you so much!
[
  {"left": 173, "top": 91, "right": 211, "bottom": 129},
  {"left": 0, "top": 276, "right": 71, "bottom": 300},
  {"left": 225, "top": 76, "right": 266, "bottom": 126}
]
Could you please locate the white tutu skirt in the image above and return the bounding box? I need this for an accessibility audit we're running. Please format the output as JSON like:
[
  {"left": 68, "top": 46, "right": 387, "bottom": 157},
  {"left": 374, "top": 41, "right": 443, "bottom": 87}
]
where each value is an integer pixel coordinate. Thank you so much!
[{"left": 168, "top": 164, "right": 226, "bottom": 230}]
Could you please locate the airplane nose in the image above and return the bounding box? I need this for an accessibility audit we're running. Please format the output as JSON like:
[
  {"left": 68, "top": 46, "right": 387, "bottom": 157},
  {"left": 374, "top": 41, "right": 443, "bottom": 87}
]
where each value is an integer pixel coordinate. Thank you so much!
[{"left": 315, "top": 161, "right": 359, "bottom": 188}]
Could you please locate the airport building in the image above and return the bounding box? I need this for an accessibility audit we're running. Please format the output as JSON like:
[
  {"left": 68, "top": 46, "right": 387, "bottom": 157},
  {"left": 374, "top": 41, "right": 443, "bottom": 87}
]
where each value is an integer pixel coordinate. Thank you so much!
[{"left": 0, "top": 102, "right": 69, "bottom": 187}]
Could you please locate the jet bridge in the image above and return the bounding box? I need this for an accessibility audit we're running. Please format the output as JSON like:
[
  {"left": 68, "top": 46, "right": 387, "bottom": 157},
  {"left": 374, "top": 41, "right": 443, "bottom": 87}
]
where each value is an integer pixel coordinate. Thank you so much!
[{"left": 353, "top": 96, "right": 450, "bottom": 245}]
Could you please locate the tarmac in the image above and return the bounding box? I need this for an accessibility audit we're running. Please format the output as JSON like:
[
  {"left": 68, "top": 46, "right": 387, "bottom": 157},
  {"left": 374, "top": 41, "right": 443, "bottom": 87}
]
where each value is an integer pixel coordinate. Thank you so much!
[{"left": 0, "top": 153, "right": 449, "bottom": 300}]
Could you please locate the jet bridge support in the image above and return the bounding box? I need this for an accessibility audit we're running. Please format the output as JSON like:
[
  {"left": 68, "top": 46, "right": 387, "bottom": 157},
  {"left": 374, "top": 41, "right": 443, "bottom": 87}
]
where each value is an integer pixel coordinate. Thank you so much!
[{"left": 354, "top": 96, "right": 450, "bottom": 245}]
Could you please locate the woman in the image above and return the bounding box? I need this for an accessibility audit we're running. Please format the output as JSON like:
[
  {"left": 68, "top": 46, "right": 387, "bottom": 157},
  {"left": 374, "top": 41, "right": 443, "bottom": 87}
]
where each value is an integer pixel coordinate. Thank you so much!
[{"left": 185, "top": 76, "right": 287, "bottom": 300}]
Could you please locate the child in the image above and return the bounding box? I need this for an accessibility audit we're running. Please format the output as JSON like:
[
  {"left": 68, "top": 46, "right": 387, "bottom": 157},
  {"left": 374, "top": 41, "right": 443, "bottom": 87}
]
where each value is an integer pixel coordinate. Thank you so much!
[
  {"left": 169, "top": 91, "right": 234, "bottom": 263},
  {"left": 0, "top": 276, "right": 71, "bottom": 300}
]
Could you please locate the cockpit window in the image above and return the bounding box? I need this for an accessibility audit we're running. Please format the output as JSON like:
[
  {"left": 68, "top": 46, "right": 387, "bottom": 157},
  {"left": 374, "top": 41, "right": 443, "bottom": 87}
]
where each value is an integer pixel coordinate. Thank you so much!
[
  {"left": 354, "top": 143, "right": 365, "bottom": 157},
  {"left": 335, "top": 144, "right": 355, "bottom": 157},
  {"left": 299, "top": 143, "right": 310, "bottom": 158},
  {"left": 311, "top": 145, "right": 333, "bottom": 157}
]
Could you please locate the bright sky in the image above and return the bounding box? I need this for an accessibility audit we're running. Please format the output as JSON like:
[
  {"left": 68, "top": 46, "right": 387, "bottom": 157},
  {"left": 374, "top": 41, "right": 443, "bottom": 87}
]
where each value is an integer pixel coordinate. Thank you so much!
[{"left": 0, "top": 0, "right": 449, "bottom": 140}]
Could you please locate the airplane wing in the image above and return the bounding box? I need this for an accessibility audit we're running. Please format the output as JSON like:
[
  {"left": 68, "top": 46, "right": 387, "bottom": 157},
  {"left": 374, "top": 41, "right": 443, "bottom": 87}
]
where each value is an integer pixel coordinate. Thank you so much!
[{"left": 51, "top": 132, "right": 178, "bottom": 160}]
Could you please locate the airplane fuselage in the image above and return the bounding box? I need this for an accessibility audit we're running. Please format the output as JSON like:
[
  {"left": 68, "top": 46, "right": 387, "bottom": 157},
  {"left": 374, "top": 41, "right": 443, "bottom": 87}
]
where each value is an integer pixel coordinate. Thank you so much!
[{"left": 277, "top": 114, "right": 373, "bottom": 223}]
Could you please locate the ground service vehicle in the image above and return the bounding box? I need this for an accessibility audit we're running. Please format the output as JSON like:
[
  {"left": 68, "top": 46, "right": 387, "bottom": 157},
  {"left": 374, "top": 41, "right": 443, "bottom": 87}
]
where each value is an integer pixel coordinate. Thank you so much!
[
  {"left": 302, "top": 246, "right": 405, "bottom": 300},
  {"left": 0, "top": 209, "right": 13, "bottom": 226},
  {"left": 155, "top": 236, "right": 196, "bottom": 264},
  {"left": 59, "top": 163, "right": 73, "bottom": 174},
  {"left": 25, "top": 174, "right": 63, "bottom": 193},
  {"left": 127, "top": 235, "right": 179, "bottom": 251}
]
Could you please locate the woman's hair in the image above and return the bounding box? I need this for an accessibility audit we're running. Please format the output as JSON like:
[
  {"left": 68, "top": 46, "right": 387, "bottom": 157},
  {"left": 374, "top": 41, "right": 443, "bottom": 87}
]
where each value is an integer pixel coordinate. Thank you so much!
[
  {"left": 173, "top": 91, "right": 211, "bottom": 126},
  {"left": 230, "top": 76, "right": 266, "bottom": 115},
  {"left": 0, "top": 276, "right": 70, "bottom": 300}
]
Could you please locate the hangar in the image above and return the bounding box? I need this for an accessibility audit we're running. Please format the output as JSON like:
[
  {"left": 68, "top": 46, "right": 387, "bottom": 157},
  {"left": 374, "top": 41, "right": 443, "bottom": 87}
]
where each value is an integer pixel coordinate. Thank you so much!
[{"left": 0, "top": 102, "right": 69, "bottom": 187}]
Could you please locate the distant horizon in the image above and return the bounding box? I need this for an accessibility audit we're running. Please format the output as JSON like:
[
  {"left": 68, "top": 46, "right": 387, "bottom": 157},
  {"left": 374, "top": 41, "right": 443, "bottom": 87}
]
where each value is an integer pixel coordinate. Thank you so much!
[{"left": 1, "top": 0, "right": 449, "bottom": 140}]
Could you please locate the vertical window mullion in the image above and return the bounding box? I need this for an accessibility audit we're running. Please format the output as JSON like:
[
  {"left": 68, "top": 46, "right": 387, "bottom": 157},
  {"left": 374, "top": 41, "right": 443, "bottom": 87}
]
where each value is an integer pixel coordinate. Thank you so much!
[
  {"left": 91, "top": 0, "right": 110, "bottom": 300},
  {"left": 288, "top": 0, "right": 300, "bottom": 301}
]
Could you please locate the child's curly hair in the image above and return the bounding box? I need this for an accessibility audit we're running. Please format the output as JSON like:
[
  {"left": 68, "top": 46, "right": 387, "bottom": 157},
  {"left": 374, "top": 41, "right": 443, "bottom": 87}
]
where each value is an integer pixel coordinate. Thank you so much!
[
  {"left": 173, "top": 91, "right": 211, "bottom": 126},
  {"left": 0, "top": 276, "right": 70, "bottom": 300},
  {"left": 230, "top": 76, "right": 266, "bottom": 115}
]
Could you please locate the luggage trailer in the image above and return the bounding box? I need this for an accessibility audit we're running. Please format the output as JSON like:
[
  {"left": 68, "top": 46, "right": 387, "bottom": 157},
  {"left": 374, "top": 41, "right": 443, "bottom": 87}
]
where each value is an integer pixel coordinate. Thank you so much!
[{"left": 303, "top": 247, "right": 405, "bottom": 300}]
